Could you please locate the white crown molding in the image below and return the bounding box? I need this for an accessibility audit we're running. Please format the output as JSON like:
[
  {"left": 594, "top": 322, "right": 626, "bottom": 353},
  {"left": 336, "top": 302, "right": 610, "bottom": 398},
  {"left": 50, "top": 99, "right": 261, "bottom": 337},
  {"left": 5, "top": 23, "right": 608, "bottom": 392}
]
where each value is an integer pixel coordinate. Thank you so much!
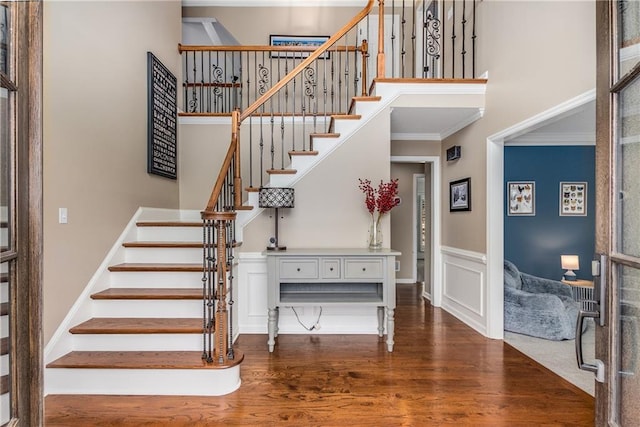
[
  {"left": 391, "top": 132, "right": 441, "bottom": 141},
  {"left": 440, "top": 109, "right": 484, "bottom": 140},
  {"left": 183, "top": 0, "right": 367, "bottom": 7},
  {"left": 507, "top": 131, "right": 596, "bottom": 146}
]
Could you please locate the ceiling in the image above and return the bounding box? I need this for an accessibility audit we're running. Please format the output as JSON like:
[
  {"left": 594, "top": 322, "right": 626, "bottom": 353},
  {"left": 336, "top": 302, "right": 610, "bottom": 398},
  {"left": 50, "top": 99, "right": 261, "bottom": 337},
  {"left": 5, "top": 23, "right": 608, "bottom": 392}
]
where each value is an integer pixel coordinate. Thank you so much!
[{"left": 390, "top": 99, "right": 595, "bottom": 145}]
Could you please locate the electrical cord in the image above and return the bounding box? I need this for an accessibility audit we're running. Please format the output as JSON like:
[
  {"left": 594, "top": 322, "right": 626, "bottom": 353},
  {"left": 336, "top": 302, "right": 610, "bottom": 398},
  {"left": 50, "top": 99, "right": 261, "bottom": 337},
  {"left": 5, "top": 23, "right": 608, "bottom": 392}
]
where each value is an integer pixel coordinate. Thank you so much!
[{"left": 290, "top": 306, "right": 322, "bottom": 331}]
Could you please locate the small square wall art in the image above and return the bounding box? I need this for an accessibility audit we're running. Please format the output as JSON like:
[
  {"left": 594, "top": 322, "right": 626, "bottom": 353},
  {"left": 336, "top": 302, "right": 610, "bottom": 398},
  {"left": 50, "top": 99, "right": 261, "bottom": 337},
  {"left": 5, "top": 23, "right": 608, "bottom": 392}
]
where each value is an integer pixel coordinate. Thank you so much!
[
  {"left": 560, "top": 182, "right": 587, "bottom": 216},
  {"left": 507, "top": 181, "right": 535, "bottom": 216}
]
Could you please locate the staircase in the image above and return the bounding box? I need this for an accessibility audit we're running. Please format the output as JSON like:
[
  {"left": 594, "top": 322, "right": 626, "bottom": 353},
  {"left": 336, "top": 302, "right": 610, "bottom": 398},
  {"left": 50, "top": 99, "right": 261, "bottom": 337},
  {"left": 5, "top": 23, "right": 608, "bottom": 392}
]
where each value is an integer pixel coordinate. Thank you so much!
[{"left": 45, "top": 215, "right": 243, "bottom": 396}]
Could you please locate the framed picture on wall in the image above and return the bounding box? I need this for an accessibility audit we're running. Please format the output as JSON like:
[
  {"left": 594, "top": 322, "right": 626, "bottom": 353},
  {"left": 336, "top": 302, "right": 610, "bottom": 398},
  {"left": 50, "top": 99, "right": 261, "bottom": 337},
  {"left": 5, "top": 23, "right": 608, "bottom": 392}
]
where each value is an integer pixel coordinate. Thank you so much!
[
  {"left": 559, "top": 182, "right": 587, "bottom": 216},
  {"left": 507, "top": 181, "right": 535, "bottom": 216},
  {"left": 449, "top": 177, "right": 471, "bottom": 212}
]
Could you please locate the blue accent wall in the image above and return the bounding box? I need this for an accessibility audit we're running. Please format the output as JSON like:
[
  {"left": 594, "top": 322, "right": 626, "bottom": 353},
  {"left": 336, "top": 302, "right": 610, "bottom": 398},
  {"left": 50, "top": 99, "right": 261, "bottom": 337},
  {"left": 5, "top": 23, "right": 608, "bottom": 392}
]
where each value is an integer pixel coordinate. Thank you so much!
[{"left": 504, "top": 146, "right": 595, "bottom": 280}]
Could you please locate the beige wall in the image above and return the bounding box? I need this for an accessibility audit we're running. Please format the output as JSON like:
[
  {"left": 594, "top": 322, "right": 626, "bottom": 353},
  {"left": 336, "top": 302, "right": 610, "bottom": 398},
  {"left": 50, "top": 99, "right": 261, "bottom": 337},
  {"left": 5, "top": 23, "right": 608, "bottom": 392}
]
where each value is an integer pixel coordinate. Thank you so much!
[
  {"left": 391, "top": 139, "right": 440, "bottom": 157},
  {"left": 441, "top": 0, "right": 596, "bottom": 253},
  {"left": 182, "top": 6, "right": 361, "bottom": 46},
  {"left": 43, "top": 1, "right": 182, "bottom": 344},
  {"left": 241, "top": 109, "right": 391, "bottom": 251}
]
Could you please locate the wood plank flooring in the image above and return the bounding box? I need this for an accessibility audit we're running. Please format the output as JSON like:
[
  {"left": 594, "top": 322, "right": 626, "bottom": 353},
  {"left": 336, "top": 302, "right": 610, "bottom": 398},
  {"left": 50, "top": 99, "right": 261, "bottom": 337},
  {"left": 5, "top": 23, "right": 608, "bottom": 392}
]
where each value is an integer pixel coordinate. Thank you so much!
[{"left": 45, "top": 284, "right": 594, "bottom": 426}]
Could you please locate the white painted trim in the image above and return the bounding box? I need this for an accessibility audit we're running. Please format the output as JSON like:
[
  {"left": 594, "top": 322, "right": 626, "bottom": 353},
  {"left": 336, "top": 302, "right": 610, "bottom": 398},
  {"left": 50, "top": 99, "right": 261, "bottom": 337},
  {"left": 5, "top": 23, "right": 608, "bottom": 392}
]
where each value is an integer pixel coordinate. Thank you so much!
[
  {"left": 485, "top": 89, "right": 596, "bottom": 340},
  {"left": 441, "top": 245, "right": 487, "bottom": 264},
  {"left": 620, "top": 42, "right": 640, "bottom": 63},
  {"left": 411, "top": 173, "right": 422, "bottom": 285},
  {"left": 183, "top": 0, "right": 368, "bottom": 7},
  {"left": 391, "top": 132, "right": 441, "bottom": 141},
  {"left": 440, "top": 109, "right": 485, "bottom": 140},
  {"left": 440, "top": 247, "right": 487, "bottom": 336},
  {"left": 390, "top": 156, "right": 441, "bottom": 307},
  {"left": 507, "top": 132, "right": 595, "bottom": 146},
  {"left": 396, "top": 278, "right": 416, "bottom": 284}
]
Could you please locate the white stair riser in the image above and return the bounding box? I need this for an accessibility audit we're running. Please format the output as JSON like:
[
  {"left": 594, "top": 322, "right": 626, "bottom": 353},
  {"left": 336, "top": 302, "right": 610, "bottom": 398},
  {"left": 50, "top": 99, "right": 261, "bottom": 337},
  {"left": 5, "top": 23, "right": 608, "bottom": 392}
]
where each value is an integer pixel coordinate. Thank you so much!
[
  {"left": 1, "top": 353, "right": 8, "bottom": 374},
  {"left": 1, "top": 281, "right": 7, "bottom": 303},
  {"left": 289, "top": 155, "right": 317, "bottom": 172},
  {"left": 354, "top": 101, "right": 380, "bottom": 116},
  {"left": 72, "top": 333, "right": 204, "bottom": 351},
  {"left": 45, "top": 366, "right": 241, "bottom": 396},
  {"left": 109, "top": 271, "right": 204, "bottom": 288},
  {"left": 92, "top": 300, "right": 203, "bottom": 318},
  {"left": 125, "top": 247, "right": 202, "bottom": 263},
  {"left": 269, "top": 174, "right": 295, "bottom": 188},
  {"left": 332, "top": 118, "right": 362, "bottom": 135},
  {"left": 311, "top": 137, "right": 340, "bottom": 155},
  {"left": 137, "top": 227, "right": 203, "bottom": 242}
]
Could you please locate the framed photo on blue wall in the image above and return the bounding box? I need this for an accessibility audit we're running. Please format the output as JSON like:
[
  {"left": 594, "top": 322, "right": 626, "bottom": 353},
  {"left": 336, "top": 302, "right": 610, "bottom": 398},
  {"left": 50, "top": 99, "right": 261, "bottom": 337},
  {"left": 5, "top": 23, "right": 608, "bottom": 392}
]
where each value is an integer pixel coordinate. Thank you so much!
[
  {"left": 559, "top": 182, "right": 587, "bottom": 216},
  {"left": 507, "top": 181, "right": 535, "bottom": 216}
]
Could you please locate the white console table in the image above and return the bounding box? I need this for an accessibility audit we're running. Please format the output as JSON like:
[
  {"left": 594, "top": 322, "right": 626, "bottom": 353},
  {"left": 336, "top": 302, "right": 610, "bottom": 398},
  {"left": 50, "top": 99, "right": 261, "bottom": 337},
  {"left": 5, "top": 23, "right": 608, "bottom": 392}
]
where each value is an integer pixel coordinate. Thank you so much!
[{"left": 264, "top": 248, "right": 401, "bottom": 352}]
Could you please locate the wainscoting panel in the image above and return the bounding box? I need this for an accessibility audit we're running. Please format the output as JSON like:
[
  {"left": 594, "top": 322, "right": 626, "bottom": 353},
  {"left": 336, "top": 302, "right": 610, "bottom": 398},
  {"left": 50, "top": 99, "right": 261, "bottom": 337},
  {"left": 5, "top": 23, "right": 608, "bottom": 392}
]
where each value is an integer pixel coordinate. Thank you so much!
[
  {"left": 237, "top": 253, "right": 269, "bottom": 334},
  {"left": 440, "top": 246, "right": 488, "bottom": 336}
]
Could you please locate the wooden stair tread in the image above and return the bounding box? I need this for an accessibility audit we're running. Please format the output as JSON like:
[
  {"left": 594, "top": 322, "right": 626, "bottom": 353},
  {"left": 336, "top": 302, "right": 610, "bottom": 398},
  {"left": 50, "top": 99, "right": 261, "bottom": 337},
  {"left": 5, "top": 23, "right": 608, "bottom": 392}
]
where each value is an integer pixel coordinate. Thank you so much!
[
  {"left": 245, "top": 186, "right": 259, "bottom": 193},
  {"left": 123, "top": 241, "right": 207, "bottom": 248},
  {"left": 289, "top": 150, "right": 319, "bottom": 156},
  {"left": 1, "top": 337, "right": 8, "bottom": 356},
  {"left": 91, "top": 288, "right": 202, "bottom": 300},
  {"left": 108, "top": 263, "right": 202, "bottom": 272},
  {"left": 234, "top": 205, "right": 254, "bottom": 211},
  {"left": 1, "top": 374, "right": 8, "bottom": 395},
  {"left": 46, "top": 350, "right": 243, "bottom": 370},
  {"left": 266, "top": 169, "right": 297, "bottom": 175},
  {"left": 352, "top": 95, "right": 382, "bottom": 102},
  {"left": 69, "top": 318, "right": 203, "bottom": 334},
  {"left": 136, "top": 221, "right": 202, "bottom": 227},
  {"left": 0, "top": 272, "right": 7, "bottom": 283},
  {"left": 331, "top": 114, "right": 361, "bottom": 120},
  {"left": 0, "top": 302, "right": 7, "bottom": 316},
  {"left": 310, "top": 133, "right": 340, "bottom": 138}
]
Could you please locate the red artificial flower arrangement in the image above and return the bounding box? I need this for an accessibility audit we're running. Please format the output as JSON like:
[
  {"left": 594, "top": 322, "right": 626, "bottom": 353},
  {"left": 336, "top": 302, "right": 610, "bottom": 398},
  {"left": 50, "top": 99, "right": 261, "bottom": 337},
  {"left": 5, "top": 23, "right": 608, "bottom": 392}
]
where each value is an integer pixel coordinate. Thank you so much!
[{"left": 358, "top": 178, "right": 400, "bottom": 218}]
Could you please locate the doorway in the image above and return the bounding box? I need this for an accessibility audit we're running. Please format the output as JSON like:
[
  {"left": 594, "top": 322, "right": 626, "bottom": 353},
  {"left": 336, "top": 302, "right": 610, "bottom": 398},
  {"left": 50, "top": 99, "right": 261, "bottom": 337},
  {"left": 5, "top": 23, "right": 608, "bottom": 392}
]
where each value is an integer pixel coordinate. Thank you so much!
[
  {"left": 390, "top": 156, "right": 441, "bottom": 306},
  {"left": 486, "top": 91, "right": 596, "bottom": 394}
]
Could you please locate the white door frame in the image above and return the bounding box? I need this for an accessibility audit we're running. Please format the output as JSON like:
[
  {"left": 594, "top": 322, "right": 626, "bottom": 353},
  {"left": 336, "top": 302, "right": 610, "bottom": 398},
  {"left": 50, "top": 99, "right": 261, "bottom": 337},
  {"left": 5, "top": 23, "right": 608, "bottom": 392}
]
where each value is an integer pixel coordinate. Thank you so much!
[
  {"left": 485, "top": 89, "right": 596, "bottom": 339},
  {"left": 391, "top": 156, "right": 442, "bottom": 306}
]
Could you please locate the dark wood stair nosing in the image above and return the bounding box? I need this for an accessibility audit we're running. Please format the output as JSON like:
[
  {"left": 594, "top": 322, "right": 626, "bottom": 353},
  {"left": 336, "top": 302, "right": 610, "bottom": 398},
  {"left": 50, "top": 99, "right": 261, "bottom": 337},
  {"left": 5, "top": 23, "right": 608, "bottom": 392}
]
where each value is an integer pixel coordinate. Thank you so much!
[
  {"left": 136, "top": 221, "right": 202, "bottom": 227},
  {"left": 69, "top": 317, "right": 203, "bottom": 335},
  {"left": 46, "top": 350, "right": 243, "bottom": 370},
  {"left": 91, "top": 288, "right": 203, "bottom": 300},
  {"left": 108, "top": 263, "right": 203, "bottom": 273}
]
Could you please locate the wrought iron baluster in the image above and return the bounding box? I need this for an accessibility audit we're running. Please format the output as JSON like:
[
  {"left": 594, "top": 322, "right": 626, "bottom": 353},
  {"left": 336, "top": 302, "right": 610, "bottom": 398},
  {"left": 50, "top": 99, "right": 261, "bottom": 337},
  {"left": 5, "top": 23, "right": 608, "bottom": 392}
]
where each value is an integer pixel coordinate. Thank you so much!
[
  {"left": 258, "top": 56, "right": 268, "bottom": 186},
  {"left": 314, "top": 58, "right": 319, "bottom": 135},
  {"left": 226, "top": 219, "right": 235, "bottom": 361},
  {"left": 344, "top": 36, "right": 350, "bottom": 113},
  {"left": 472, "top": 0, "right": 476, "bottom": 78},
  {"left": 452, "top": 0, "right": 456, "bottom": 78},
  {"left": 424, "top": 4, "right": 441, "bottom": 79},
  {"left": 401, "top": 0, "right": 406, "bottom": 77},
  {"left": 391, "top": 0, "right": 396, "bottom": 77},
  {"left": 189, "top": 51, "right": 198, "bottom": 113},
  {"left": 411, "top": 0, "right": 416, "bottom": 77},
  {"left": 461, "top": 0, "right": 467, "bottom": 78}
]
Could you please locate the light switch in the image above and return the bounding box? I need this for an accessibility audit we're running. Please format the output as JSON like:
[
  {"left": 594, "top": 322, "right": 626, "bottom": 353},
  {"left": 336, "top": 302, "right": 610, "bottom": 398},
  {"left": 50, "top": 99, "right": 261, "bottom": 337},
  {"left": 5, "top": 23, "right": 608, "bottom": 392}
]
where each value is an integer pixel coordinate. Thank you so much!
[{"left": 59, "top": 208, "right": 68, "bottom": 224}]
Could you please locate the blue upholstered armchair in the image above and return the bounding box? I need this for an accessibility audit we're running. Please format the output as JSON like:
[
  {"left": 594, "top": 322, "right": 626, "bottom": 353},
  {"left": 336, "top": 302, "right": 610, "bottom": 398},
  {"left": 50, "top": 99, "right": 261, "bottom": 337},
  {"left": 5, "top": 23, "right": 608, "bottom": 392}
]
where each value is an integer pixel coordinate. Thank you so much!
[{"left": 504, "top": 260, "right": 580, "bottom": 340}]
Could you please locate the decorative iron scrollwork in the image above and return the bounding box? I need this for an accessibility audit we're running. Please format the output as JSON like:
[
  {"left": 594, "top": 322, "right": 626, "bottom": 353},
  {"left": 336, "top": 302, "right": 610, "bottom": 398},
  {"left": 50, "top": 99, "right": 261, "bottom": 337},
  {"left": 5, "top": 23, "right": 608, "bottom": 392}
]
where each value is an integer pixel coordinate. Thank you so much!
[
  {"left": 425, "top": 10, "right": 441, "bottom": 59},
  {"left": 258, "top": 64, "right": 270, "bottom": 95},
  {"left": 304, "top": 66, "right": 316, "bottom": 99}
]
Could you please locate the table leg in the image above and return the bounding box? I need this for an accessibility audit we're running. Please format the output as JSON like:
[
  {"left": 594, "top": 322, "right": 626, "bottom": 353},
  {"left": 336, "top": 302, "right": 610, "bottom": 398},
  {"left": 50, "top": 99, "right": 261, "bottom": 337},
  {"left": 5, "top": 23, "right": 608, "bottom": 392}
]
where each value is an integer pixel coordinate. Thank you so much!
[
  {"left": 386, "top": 307, "right": 395, "bottom": 352},
  {"left": 377, "top": 306, "right": 384, "bottom": 337},
  {"left": 268, "top": 307, "right": 277, "bottom": 352}
]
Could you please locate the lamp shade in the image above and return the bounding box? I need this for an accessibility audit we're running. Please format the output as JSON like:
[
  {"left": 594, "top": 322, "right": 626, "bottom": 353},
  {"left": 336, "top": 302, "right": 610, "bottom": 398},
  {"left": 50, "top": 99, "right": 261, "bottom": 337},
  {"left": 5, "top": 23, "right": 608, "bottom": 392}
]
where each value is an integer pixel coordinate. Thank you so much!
[
  {"left": 258, "top": 187, "right": 295, "bottom": 209},
  {"left": 561, "top": 255, "right": 580, "bottom": 270}
]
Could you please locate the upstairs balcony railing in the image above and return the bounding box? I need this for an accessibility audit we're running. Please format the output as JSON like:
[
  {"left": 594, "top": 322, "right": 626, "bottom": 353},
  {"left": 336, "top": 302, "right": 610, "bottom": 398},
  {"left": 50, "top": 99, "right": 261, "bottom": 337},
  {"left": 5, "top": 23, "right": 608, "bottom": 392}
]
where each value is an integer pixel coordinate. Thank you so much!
[{"left": 186, "top": 0, "right": 480, "bottom": 366}]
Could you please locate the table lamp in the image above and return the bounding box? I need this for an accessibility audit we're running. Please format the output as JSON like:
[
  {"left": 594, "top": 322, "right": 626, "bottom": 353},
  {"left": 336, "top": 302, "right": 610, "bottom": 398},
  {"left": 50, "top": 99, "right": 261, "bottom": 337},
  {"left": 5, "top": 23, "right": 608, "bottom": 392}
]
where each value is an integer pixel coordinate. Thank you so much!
[
  {"left": 259, "top": 187, "right": 295, "bottom": 251},
  {"left": 561, "top": 255, "right": 579, "bottom": 281}
]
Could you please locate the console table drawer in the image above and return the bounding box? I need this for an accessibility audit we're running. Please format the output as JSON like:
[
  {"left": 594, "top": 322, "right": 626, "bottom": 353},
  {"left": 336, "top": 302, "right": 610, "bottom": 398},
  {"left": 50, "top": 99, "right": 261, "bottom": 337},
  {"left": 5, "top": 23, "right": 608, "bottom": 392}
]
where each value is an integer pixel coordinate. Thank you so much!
[
  {"left": 321, "top": 259, "right": 341, "bottom": 279},
  {"left": 344, "top": 258, "right": 383, "bottom": 279},
  {"left": 279, "top": 258, "right": 319, "bottom": 279}
]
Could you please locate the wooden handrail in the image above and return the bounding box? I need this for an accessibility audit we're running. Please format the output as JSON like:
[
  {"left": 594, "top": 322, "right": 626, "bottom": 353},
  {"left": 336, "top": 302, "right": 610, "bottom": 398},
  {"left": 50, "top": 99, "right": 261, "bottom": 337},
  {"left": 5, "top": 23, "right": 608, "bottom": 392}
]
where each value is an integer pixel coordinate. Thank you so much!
[
  {"left": 203, "top": 110, "right": 240, "bottom": 214},
  {"left": 202, "top": 0, "right": 375, "bottom": 214},
  {"left": 179, "top": 44, "right": 360, "bottom": 53},
  {"left": 240, "top": 0, "right": 375, "bottom": 122}
]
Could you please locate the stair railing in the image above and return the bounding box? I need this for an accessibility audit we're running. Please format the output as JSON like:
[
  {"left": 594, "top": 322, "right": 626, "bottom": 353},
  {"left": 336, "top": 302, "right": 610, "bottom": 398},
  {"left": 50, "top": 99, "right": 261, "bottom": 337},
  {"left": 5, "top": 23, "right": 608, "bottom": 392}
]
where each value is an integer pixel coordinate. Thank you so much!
[{"left": 194, "top": 0, "right": 479, "bottom": 365}]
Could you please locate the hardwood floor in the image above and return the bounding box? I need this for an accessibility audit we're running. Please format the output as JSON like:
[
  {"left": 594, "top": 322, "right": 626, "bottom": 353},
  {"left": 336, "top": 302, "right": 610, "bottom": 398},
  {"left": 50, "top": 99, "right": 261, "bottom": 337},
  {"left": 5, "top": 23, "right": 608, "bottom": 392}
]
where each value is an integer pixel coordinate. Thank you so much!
[{"left": 45, "top": 284, "right": 594, "bottom": 426}]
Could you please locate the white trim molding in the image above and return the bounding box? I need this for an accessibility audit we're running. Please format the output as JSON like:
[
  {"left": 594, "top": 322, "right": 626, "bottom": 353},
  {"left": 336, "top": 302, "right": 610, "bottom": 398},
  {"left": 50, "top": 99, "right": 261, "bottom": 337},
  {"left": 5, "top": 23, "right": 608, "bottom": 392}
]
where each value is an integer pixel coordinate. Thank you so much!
[
  {"left": 440, "top": 246, "right": 487, "bottom": 336},
  {"left": 485, "top": 88, "right": 596, "bottom": 340}
]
